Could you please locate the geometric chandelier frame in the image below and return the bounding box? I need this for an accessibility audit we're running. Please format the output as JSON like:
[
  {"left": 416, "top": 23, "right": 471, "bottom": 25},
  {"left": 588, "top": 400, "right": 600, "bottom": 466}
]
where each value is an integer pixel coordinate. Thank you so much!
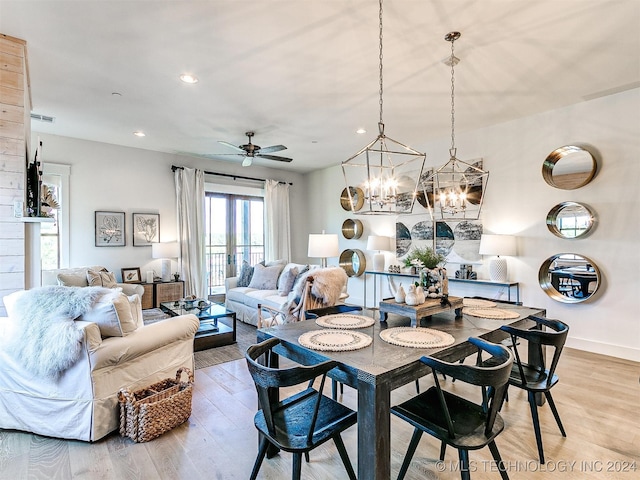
[
  {"left": 341, "top": 0, "right": 426, "bottom": 215},
  {"left": 421, "top": 31, "right": 489, "bottom": 221}
]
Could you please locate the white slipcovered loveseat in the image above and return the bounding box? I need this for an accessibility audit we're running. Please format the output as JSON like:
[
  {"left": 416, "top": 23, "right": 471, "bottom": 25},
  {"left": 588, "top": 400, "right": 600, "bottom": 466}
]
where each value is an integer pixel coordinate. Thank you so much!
[
  {"left": 0, "top": 287, "right": 199, "bottom": 442},
  {"left": 225, "top": 261, "right": 348, "bottom": 326}
]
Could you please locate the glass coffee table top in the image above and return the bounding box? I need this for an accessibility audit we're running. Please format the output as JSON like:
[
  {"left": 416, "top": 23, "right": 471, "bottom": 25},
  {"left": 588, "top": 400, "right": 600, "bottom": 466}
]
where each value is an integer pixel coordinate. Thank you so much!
[{"left": 160, "top": 301, "right": 237, "bottom": 350}]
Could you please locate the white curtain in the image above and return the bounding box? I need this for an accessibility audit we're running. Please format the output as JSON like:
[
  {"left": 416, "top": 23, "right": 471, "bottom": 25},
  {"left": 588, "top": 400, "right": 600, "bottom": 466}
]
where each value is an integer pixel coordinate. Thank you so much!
[
  {"left": 264, "top": 179, "right": 291, "bottom": 262},
  {"left": 175, "top": 167, "right": 205, "bottom": 298}
]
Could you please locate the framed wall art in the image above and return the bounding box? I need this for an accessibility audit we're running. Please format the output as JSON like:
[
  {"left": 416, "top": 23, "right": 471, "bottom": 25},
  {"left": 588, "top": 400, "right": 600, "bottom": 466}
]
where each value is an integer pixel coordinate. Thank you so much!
[
  {"left": 121, "top": 267, "right": 141, "bottom": 283},
  {"left": 95, "top": 211, "right": 125, "bottom": 247},
  {"left": 132, "top": 213, "right": 160, "bottom": 246}
]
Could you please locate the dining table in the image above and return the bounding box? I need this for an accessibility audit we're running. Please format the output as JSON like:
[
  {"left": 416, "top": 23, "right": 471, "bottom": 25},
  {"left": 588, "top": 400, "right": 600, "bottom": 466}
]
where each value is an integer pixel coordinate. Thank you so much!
[{"left": 256, "top": 303, "right": 546, "bottom": 480}]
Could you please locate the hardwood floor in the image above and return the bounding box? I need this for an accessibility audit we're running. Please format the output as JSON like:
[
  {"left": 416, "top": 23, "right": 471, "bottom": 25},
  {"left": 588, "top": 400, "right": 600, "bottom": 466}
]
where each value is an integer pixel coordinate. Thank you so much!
[{"left": 1, "top": 347, "right": 638, "bottom": 479}]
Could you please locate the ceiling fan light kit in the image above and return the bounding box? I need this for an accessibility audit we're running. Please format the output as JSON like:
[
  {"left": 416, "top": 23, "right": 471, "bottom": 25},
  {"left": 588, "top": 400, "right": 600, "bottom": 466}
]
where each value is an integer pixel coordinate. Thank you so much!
[{"left": 216, "top": 131, "right": 292, "bottom": 167}]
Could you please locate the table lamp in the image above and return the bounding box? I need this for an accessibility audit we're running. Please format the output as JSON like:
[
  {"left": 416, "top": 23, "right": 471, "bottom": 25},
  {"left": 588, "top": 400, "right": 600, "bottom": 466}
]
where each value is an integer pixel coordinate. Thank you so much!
[
  {"left": 367, "top": 235, "right": 391, "bottom": 271},
  {"left": 479, "top": 234, "right": 516, "bottom": 282},
  {"left": 152, "top": 241, "right": 180, "bottom": 282},
  {"left": 308, "top": 231, "right": 339, "bottom": 267}
]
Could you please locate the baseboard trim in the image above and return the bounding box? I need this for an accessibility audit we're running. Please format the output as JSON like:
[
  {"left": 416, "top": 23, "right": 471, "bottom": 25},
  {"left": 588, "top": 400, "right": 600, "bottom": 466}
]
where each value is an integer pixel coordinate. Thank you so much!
[{"left": 566, "top": 336, "right": 640, "bottom": 362}]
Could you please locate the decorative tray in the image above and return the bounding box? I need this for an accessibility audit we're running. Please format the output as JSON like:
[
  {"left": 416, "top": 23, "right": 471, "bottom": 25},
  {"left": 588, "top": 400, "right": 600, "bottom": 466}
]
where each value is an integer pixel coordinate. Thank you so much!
[
  {"left": 379, "top": 327, "right": 455, "bottom": 349},
  {"left": 315, "top": 313, "right": 375, "bottom": 329},
  {"left": 298, "top": 329, "right": 372, "bottom": 352}
]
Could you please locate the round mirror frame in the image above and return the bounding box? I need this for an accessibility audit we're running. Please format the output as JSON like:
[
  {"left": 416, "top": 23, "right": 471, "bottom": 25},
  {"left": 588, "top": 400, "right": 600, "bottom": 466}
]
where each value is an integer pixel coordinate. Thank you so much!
[
  {"left": 340, "top": 186, "right": 365, "bottom": 212},
  {"left": 542, "top": 145, "right": 597, "bottom": 190},
  {"left": 342, "top": 218, "right": 363, "bottom": 239},
  {"left": 546, "top": 201, "right": 596, "bottom": 239},
  {"left": 339, "top": 249, "right": 366, "bottom": 277},
  {"left": 538, "top": 253, "right": 601, "bottom": 303}
]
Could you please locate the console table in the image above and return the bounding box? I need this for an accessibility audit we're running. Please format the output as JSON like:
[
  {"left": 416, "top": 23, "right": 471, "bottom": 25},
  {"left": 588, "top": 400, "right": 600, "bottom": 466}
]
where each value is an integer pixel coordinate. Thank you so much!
[{"left": 363, "top": 270, "right": 520, "bottom": 307}]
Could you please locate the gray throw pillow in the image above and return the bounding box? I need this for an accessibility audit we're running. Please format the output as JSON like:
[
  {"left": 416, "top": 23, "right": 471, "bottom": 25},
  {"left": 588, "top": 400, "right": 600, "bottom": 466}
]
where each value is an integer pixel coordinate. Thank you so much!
[
  {"left": 248, "top": 263, "right": 284, "bottom": 290},
  {"left": 237, "top": 261, "right": 254, "bottom": 287},
  {"left": 278, "top": 267, "right": 298, "bottom": 296}
]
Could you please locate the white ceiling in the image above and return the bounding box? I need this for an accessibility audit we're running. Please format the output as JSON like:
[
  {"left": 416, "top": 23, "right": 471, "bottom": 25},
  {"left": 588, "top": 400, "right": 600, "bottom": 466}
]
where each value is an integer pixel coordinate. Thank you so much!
[{"left": 2, "top": 1, "right": 639, "bottom": 173}]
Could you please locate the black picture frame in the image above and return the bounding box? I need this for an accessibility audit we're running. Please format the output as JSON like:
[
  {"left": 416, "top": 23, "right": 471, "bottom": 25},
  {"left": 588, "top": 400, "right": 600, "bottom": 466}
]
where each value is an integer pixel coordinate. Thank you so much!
[{"left": 132, "top": 212, "right": 160, "bottom": 246}]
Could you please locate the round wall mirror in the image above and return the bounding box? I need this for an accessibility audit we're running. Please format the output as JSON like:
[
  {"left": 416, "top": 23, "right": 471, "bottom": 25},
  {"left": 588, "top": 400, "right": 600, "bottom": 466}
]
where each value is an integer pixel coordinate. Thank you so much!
[
  {"left": 538, "top": 253, "right": 601, "bottom": 303},
  {"left": 340, "top": 186, "right": 364, "bottom": 211},
  {"left": 546, "top": 202, "right": 596, "bottom": 239},
  {"left": 342, "top": 218, "right": 363, "bottom": 239},
  {"left": 339, "top": 249, "right": 366, "bottom": 277},
  {"left": 542, "top": 145, "right": 597, "bottom": 190}
]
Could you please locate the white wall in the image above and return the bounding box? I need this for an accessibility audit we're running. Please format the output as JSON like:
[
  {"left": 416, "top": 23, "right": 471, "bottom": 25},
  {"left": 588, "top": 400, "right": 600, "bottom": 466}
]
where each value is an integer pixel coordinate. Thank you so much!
[
  {"left": 32, "top": 134, "right": 307, "bottom": 281},
  {"left": 307, "top": 88, "right": 640, "bottom": 362}
]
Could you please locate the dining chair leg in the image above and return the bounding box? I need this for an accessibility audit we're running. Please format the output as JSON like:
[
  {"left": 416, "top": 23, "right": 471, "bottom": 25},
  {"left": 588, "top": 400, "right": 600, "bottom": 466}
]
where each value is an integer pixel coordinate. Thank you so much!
[
  {"left": 334, "top": 434, "right": 357, "bottom": 480},
  {"left": 544, "top": 391, "right": 567, "bottom": 437},
  {"left": 250, "top": 436, "right": 269, "bottom": 480},
  {"left": 488, "top": 440, "right": 510, "bottom": 480},
  {"left": 439, "top": 441, "right": 447, "bottom": 461},
  {"left": 458, "top": 449, "right": 472, "bottom": 480},
  {"left": 397, "top": 428, "right": 423, "bottom": 480},
  {"left": 331, "top": 379, "right": 344, "bottom": 400},
  {"left": 527, "top": 391, "right": 546, "bottom": 464},
  {"left": 415, "top": 379, "right": 420, "bottom": 394},
  {"left": 304, "top": 452, "right": 310, "bottom": 463},
  {"left": 292, "top": 452, "right": 303, "bottom": 480}
]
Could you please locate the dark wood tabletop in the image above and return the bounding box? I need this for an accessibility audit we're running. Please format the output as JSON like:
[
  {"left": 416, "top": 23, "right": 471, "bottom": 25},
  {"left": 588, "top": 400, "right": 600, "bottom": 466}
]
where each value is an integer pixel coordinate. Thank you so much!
[{"left": 257, "top": 304, "right": 546, "bottom": 480}]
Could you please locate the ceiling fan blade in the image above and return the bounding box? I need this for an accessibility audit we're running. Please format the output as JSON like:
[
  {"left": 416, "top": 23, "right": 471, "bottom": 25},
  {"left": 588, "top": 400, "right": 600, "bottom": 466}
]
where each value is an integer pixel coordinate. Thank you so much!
[
  {"left": 257, "top": 154, "right": 293, "bottom": 163},
  {"left": 257, "top": 144, "right": 287, "bottom": 154},
  {"left": 242, "top": 157, "right": 253, "bottom": 167},
  {"left": 217, "top": 140, "right": 246, "bottom": 153}
]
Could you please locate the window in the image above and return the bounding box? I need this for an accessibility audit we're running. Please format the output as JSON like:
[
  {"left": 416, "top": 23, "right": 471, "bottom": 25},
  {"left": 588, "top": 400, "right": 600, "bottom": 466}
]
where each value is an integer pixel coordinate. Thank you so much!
[
  {"left": 41, "top": 164, "right": 70, "bottom": 270},
  {"left": 204, "top": 191, "right": 264, "bottom": 295}
]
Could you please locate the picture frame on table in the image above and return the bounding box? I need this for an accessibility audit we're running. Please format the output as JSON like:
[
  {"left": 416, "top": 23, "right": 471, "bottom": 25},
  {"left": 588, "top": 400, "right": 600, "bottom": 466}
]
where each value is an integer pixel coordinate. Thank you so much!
[
  {"left": 121, "top": 267, "right": 142, "bottom": 283},
  {"left": 132, "top": 212, "right": 160, "bottom": 246},
  {"left": 95, "top": 211, "right": 125, "bottom": 247}
]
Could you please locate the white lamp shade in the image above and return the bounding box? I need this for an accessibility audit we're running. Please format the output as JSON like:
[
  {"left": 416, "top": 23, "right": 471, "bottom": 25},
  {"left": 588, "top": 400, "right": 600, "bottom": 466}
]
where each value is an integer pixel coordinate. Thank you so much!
[
  {"left": 152, "top": 242, "right": 179, "bottom": 282},
  {"left": 308, "top": 233, "right": 339, "bottom": 259},
  {"left": 152, "top": 241, "right": 180, "bottom": 259},
  {"left": 366, "top": 235, "right": 391, "bottom": 252},
  {"left": 478, "top": 234, "right": 516, "bottom": 257}
]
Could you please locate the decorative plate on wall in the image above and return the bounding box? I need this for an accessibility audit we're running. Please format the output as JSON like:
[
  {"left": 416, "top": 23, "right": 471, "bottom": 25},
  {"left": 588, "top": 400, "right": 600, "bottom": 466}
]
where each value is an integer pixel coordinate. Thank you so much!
[{"left": 340, "top": 186, "right": 365, "bottom": 212}]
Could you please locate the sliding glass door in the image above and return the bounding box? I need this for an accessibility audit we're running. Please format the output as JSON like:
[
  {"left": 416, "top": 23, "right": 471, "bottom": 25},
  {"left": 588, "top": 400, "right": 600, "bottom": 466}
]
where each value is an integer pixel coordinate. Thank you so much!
[{"left": 205, "top": 193, "right": 264, "bottom": 294}]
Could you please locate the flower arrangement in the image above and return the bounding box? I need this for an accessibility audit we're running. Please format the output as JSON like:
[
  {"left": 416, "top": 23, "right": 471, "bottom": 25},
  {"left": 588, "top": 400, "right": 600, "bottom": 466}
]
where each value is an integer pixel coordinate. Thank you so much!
[{"left": 403, "top": 245, "right": 446, "bottom": 269}]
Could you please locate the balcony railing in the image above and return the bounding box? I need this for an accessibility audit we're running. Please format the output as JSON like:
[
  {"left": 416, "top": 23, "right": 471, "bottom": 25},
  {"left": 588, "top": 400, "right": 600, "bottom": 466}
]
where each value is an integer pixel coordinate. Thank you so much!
[{"left": 205, "top": 249, "right": 263, "bottom": 296}]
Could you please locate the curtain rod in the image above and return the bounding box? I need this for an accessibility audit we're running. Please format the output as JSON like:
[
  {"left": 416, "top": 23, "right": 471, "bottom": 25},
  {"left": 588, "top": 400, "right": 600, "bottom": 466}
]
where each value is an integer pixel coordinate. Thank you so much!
[{"left": 171, "top": 165, "right": 292, "bottom": 185}]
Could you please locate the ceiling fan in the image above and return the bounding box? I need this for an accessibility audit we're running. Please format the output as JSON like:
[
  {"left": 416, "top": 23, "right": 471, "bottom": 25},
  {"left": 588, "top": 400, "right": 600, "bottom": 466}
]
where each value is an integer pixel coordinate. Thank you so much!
[{"left": 217, "top": 131, "right": 292, "bottom": 167}]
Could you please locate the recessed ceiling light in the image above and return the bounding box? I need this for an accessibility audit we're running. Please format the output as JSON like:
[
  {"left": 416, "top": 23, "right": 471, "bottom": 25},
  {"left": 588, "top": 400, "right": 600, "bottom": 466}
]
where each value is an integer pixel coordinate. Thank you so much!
[
  {"left": 111, "top": 92, "right": 122, "bottom": 97},
  {"left": 133, "top": 131, "right": 146, "bottom": 137},
  {"left": 356, "top": 128, "right": 366, "bottom": 134},
  {"left": 179, "top": 74, "right": 198, "bottom": 84}
]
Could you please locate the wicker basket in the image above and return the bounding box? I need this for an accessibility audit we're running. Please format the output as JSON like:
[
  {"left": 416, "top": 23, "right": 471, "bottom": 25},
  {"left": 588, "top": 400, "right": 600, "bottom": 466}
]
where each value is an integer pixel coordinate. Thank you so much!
[{"left": 118, "top": 367, "right": 194, "bottom": 442}]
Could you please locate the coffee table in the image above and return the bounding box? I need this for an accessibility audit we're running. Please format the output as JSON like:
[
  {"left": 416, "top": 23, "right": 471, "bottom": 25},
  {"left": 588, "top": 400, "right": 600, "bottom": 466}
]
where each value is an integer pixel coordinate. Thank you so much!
[{"left": 160, "top": 301, "right": 236, "bottom": 351}]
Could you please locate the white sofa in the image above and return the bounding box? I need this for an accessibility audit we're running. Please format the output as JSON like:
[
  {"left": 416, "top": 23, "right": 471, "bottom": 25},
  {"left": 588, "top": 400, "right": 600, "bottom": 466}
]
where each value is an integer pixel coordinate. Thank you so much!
[
  {"left": 42, "top": 265, "right": 144, "bottom": 297},
  {"left": 0, "top": 289, "right": 200, "bottom": 442},
  {"left": 225, "top": 264, "right": 349, "bottom": 326}
]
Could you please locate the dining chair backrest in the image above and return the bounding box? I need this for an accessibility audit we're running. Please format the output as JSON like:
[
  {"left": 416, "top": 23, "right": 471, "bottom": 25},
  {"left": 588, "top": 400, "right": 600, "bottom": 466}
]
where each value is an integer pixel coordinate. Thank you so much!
[
  {"left": 500, "top": 315, "right": 569, "bottom": 389},
  {"left": 421, "top": 337, "right": 513, "bottom": 438},
  {"left": 245, "top": 337, "right": 337, "bottom": 440}
]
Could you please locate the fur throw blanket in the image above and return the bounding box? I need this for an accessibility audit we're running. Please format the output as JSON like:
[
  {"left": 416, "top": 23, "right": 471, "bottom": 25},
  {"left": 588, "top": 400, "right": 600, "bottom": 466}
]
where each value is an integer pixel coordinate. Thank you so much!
[
  {"left": 6, "top": 286, "right": 113, "bottom": 379},
  {"left": 282, "top": 267, "right": 348, "bottom": 320}
]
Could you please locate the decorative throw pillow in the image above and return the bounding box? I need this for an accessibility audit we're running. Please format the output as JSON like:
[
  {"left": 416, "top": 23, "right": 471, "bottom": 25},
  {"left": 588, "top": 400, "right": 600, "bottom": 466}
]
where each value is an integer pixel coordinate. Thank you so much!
[
  {"left": 248, "top": 263, "right": 285, "bottom": 290},
  {"left": 86, "top": 268, "right": 117, "bottom": 288},
  {"left": 78, "top": 290, "right": 138, "bottom": 337},
  {"left": 128, "top": 294, "right": 144, "bottom": 330},
  {"left": 278, "top": 267, "right": 299, "bottom": 296},
  {"left": 237, "top": 261, "right": 254, "bottom": 287},
  {"left": 57, "top": 272, "right": 88, "bottom": 287}
]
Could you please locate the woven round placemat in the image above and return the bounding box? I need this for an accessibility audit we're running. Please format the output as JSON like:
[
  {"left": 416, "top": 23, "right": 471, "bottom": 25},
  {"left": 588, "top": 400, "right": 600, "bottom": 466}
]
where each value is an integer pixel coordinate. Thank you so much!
[
  {"left": 298, "top": 329, "right": 372, "bottom": 352},
  {"left": 316, "top": 313, "right": 375, "bottom": 329},
  {"left": 463, "top": 298, "right": 497, "bottom": 308},
  {"left": 464, "top": 307, "right": 520, "bottom": 319},
  {"left": 379, "top": 327, "right": 455, "bottom": 349}
]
